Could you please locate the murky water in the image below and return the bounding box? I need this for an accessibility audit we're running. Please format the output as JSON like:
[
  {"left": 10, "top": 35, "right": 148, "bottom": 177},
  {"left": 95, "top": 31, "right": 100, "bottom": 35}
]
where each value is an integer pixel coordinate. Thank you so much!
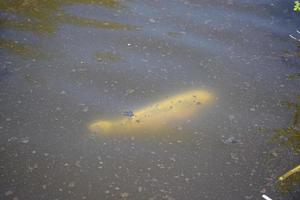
[{"left": 1, "top": 0, "right": 300, "bottom": 199}]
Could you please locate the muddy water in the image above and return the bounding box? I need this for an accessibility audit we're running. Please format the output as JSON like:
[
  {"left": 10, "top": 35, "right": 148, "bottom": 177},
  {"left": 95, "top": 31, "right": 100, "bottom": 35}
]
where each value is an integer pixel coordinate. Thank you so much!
[{"left": 1, "top": 0, "right": 300, "bottom": 199}]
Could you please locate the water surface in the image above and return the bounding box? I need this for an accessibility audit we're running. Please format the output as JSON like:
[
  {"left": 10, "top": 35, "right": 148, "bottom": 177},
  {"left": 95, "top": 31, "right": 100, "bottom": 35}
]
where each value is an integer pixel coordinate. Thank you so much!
[{"left": 1, "top": 0, "right": 300, "bottom": 199}]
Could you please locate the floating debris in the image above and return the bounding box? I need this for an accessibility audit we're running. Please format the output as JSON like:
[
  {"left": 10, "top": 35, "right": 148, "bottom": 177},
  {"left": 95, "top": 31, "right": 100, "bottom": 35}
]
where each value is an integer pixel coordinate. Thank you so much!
[
  {"left": 122, "top": 110, "right": 134, "bottom": 118},
  {"left": 5, "top": 190, "right": 13, "bottom": 196},
  {"left": 125, "top": 89, "right": 135, "bottom": 96},
  {"left": 68, "top": 182, "right": 75, "bottom": 187},
  {"left": 222, "top": 136, "right": 240, "bottom": 145},
  {"left": 20, "top": 137, "right": 30, "bottom": 144},
  {"left": 8, "top": 137, "right": 18, "bottom": 142},
  {"left": 149, "top": 18, "right": 156, "bottom": 23},
  {"left": 120, "top": 192, "right": 129, "bottom": 198},
  {"left": 138, "top": 186, "right": 143, "bottom": 192},
  {"left": 279, "top": 165, "right": 300, "bottom": 181},
  {"left": 289, "top": 30, "right": 300, "bottom": 42},
  {"left": 262, "top": 194, "right": 272, "bottom": 200},
  {"left": 230, "top": 152, "right": 239, "bottom": 160}
]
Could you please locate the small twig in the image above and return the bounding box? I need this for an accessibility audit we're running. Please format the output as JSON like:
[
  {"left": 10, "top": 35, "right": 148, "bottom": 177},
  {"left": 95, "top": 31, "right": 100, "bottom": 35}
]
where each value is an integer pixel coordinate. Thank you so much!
[{"left": 289, "top": 34, "right": 300, "bottom": 42}]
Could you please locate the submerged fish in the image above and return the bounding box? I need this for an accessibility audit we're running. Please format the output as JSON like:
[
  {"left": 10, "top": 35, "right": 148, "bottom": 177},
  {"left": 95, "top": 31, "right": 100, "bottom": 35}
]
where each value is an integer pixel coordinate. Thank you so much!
[{"left": 88, "top": 89, "right": 214, "bottom": 135}]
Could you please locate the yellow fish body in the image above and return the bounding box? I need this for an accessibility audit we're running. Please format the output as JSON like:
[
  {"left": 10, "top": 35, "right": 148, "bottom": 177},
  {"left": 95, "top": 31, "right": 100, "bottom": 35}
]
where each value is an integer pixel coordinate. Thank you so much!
[{"left": 88, "top": 89, "right": 214, "bottom": 135}]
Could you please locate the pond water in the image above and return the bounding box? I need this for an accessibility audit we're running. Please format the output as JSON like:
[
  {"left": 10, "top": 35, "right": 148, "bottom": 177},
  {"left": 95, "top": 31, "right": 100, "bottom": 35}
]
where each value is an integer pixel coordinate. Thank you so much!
[{"left": 1, "top": 0, "right": 300, "bottom": 199}]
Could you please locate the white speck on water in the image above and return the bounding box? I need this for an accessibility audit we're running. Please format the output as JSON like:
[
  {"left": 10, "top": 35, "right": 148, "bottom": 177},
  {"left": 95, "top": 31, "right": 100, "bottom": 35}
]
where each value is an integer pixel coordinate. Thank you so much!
[
  {"left": 227, "top": 0, "right": 233, "bottom": 5},
  {"left": 8, "top": 137, "right": 18, "bottom": 142},
  {"left": 68, "top": 182, "right": 75, "bottom": 187},
  {"left": 75, "top": 160, "right": 81, "bottom": 168},
  {"left": 262, "top": 194, "right": 272, "bottom": 200},
  {"left": 125, "top": 89, "right": 135, "bottom": 96},
  {"left": 138, "top": 186, "right": 143, "bottom": 192},
  {"left": 120, "top": 192, "right": 129, "bottom": 198},
  {"left": 30, "top": 163, "right": 38, "bottom": 170},
  {"left": 5, "top": 190, "right": 13, "bottom": 196},
  {"left": 20, "top": 137, "right": 30, "bottom": 144},
  {"left": 83, "top": 107, "right": 89, "bottom": 112},
  {"left": 169, "top": 157, "right": 176, "bottom": 162},
  {"left": 151, "top": 178, "right": 158, "bottom": 182},
  {"left": 228, "top": 115, "right": 235, "bottom": 120},
  {"left": 149, "top": 18, "right": 156, "bottom": 23},
  {"left": 230, "top": 152, "right": 239, "bottom": 160},
  {"left": 260, "top": 188, "right": 266, "bottom": 193},
  {"left": 177, "top": 126, "right": 183, "bottom": 131}
]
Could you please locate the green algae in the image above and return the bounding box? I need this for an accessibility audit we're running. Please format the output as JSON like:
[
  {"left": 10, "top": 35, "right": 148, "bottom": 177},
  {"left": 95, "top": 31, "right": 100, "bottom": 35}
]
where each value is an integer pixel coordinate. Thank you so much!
[
  {"left": 287, "top": 73, "right": 300, "bottom": 80},
  {"left": 94, "top": 51, "right": 122, "bottom": 62},
  {"left": 0, "top": 38, "right": 44, "bottom": 59},
  {"left": 271, "top": 41, "right": 300, "bottom": 193},
  {"left": 0, "top": 0, "right": 133, "bottom": 33},
  {"left": 0, "top": 0, "right": 135, "bottom": 58}
]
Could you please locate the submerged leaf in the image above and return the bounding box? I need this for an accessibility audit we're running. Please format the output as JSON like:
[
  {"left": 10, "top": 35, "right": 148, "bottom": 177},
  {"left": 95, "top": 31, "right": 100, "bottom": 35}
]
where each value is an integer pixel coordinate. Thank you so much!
[
  {"left": 94, "top": 51, "right": 122, "bottom": 62},
  {"left": 0, "top": 38, "right": 45, "bottom": 58},
  {"left": 287, "top": 73, "right": 300, "bottom": 80}
]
